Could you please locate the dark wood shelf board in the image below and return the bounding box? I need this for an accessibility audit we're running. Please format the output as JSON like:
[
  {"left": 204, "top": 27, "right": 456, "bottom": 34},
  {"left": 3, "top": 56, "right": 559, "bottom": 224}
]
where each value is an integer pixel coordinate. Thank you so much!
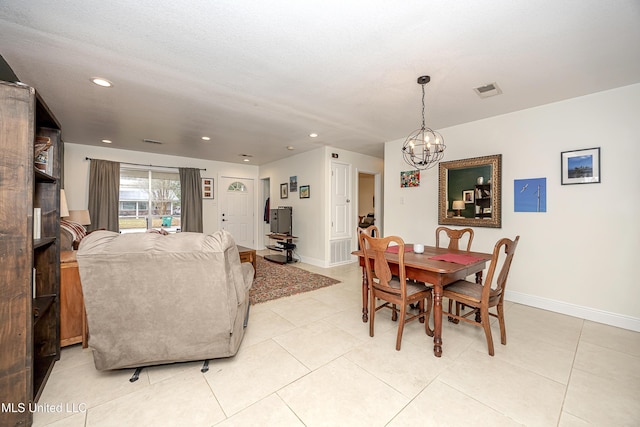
[
  {"left": 34, "top": 168, "right": 56, "bottom": 183},
  {"left": 33, "top": 354, "right": 57, "bottom": 402},
  {"left": 34, "top": 237, "right": 56, "bottom": 249}
]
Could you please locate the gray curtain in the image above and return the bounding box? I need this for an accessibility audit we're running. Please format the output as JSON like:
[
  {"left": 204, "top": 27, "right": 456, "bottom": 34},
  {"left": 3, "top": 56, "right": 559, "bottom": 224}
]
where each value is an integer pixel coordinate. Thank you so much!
[
  {"left": 88, "top": 159, "right": 120, "bottom": 232},
  {"left": 179, "top": 168, "right": 203, "bottom": 232}
]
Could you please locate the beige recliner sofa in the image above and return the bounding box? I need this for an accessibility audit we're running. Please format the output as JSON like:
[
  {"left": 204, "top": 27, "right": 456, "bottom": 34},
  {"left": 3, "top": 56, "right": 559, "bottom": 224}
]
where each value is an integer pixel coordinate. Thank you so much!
[{"left": 77, "top": 229, "right": 254, "bottom": 370}]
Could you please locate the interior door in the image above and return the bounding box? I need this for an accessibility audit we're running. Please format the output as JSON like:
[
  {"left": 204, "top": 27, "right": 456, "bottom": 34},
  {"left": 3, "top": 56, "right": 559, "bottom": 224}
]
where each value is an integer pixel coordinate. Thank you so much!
[
  {"left": 331, "top": 161, "right": 351, "bottom": 239},
  {"left": 220, "top": 177, "right": 254, "bottom": 248}
]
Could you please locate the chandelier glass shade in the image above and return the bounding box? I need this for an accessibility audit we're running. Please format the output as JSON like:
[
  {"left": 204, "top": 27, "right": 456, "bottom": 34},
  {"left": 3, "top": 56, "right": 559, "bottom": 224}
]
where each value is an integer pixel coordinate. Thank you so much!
[{"left": 401, "top": 76, "right": 446, "bottom": 170}]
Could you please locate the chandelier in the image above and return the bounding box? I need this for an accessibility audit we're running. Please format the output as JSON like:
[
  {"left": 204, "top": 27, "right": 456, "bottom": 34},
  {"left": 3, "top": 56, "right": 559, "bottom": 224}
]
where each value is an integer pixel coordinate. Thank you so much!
[{"left": 401, "top": 75, "right": 445, "bottom": 170}]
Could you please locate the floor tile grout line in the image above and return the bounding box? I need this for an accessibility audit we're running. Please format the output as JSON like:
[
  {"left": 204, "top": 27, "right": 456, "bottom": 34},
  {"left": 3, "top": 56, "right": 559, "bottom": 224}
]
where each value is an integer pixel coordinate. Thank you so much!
[{"left": 552, "top": 317, "right": 584, "bottom": 425}]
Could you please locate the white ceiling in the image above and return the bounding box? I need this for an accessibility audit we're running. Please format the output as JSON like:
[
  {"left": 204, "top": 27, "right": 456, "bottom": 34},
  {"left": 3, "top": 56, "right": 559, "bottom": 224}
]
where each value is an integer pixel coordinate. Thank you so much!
[{"left": 1, "top": 1, "right": 639, "bottom": 165}]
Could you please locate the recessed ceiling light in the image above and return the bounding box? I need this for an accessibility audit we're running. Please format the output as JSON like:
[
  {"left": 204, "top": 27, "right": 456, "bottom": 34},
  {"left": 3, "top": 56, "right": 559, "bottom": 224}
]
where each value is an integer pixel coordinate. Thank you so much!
[
  {"left": 287, "top": 146, "right": 295, "bottom": 150},
  {"left": 101, "top": 139, "right": 112, "bottom": 144},
  {"left": 201, "top": 136, "right": 211, "bottom": 141},
  {"left": 243, "top": 158, "right": 250, "bottom": 162},
  {"left": 309, "top": 133, "right": 318, "bottom": 138},
  {"left": 91, "top": 77, "right": 113, "bottom": 88}
]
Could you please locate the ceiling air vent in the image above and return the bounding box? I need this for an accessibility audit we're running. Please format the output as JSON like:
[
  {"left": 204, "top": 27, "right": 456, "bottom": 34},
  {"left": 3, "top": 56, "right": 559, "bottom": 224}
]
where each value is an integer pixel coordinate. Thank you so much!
[
  {"left": 474, "top": 82, "right": 502, "bottom": 99},
  {"left": 143, "top": 138, "right": 163, "bottom": 144}
]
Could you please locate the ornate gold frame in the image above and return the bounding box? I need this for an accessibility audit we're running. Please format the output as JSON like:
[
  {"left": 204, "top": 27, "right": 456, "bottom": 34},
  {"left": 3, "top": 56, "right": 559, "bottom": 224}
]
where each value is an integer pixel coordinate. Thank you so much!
[{"left": 438, "top": 154, "right": 502, "bottom": 228}]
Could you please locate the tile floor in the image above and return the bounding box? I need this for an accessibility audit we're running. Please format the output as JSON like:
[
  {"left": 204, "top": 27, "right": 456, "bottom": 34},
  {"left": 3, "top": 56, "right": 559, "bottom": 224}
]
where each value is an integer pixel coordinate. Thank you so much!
[{"left": 34, "top": 256, "right": 640, "bottom": 426}]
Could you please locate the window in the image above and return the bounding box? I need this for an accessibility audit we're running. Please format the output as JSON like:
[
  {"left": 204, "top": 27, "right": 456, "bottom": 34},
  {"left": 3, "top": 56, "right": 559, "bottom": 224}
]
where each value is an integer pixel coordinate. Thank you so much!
[
  {"left": 227, "top": 181, "right": 247, "bottom": 192},
  {"left": 119, "top": 168, "right": 181, "bottom": 233}
]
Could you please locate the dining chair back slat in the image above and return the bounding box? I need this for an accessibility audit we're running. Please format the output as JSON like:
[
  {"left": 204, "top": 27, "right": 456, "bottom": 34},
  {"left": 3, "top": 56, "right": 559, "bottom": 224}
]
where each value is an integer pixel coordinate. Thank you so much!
[{"left": 435, "top": 226, "right": 474, "bottom": 252}]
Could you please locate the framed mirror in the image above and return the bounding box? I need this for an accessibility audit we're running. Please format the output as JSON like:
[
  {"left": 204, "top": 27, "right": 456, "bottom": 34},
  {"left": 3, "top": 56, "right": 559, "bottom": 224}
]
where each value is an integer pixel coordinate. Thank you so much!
[{"left": 438, "top": 154, "right": 502, "bottom": 228}]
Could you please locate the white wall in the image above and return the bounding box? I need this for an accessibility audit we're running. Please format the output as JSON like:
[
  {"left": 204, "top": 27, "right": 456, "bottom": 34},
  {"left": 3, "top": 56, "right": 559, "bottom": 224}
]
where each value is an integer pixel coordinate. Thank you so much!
[
  {"left": 63, "top": 143, "right": 259, "bottom": 238},
  {"left": 259, "top": 147, "right": 327, "bottom": 263},
  {"left": 384, "top": 83, "right": 640, "bottom": 331},
  {"left": 260, "top": 146, "right": 383, "bottom": 266}
]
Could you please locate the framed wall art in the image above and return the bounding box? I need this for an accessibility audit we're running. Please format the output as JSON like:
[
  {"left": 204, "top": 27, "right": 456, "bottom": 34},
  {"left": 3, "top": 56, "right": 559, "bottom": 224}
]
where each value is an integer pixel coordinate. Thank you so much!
[
  {"left": 561, "top": 147, "right": 600, "bottom": 185},
  {"left": 400, "top": 170, "right": 420, "bottom": 187},
  {"left": 202, "top": 178, "right": 214, "bottom": 199},
  {"left": 289, "top": 176, "right": 298, "bottom": 192},
  {"left": 299, "top": 185, "right": 310, "bottom": 198},
  {"left": 514, "top": 177, "right": 547, "bottom": 212},
  {"left": 280, "top": 183, "right": 288, "bottom": 199}
]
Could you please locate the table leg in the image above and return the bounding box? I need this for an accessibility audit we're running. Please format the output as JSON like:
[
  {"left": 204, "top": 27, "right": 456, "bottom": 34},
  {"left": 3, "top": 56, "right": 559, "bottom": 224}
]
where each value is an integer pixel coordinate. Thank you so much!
[
  {"left": 433, "top": 283, "right": 443, "bottom": 357},
  {"left": 361, "top": 267, "right": 368, "bottom": 322},
  {"left": 475, "top": 271, "right": 483, "bottom": 323}
]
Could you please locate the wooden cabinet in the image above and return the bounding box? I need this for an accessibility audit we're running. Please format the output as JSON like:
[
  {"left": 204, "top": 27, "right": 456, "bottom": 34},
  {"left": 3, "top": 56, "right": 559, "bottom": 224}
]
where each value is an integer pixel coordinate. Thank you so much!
[
  {"left": 60, "top": 252, "right": 88, "bottom": 348},
  {"left": 236, "top": 246, "right": 257, "bottom": 277},
  {"left": 0, "top": 81, "right": 61, "bottom": 426}
]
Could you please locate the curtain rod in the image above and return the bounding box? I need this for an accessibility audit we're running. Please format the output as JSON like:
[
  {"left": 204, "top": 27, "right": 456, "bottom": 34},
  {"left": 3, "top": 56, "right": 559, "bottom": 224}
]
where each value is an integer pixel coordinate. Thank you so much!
[{"left": 85, "top": 157, "right": 206, "bottom": 171}]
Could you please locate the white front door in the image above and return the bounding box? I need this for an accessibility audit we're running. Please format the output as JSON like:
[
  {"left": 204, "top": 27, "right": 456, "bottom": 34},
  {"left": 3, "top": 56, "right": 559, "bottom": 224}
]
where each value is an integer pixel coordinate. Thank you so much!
[
  {"left": 220, "top": 177, "right": 254, "bottom": 248},
  {"left": 331, "top": 161, "right": 352, "bottom": 239}
]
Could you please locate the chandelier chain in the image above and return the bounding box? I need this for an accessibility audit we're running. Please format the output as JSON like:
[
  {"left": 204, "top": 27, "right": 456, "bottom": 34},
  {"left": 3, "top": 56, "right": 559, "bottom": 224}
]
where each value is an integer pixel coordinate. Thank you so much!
[{"left": 421, "top": 83, "right": 426, "bottom": 130}]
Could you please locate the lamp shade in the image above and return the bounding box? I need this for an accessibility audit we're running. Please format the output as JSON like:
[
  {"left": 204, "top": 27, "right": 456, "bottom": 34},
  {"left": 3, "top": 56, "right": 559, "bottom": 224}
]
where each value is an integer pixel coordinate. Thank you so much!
[
  {"left": 67, "top": 210, "right": 91, "bottom": 225},
  {"left": 60, "top": 189, "right": 70, "bottom": 217},
  {"left": 452, "top": 201, "right": 465, "bottom": 210}
]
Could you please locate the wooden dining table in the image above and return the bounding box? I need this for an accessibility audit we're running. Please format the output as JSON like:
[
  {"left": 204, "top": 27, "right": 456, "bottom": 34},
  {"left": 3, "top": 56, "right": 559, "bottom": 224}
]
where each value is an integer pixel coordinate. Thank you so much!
[{"left": 352, "top": 245, "right": 492, "bottom": 357}]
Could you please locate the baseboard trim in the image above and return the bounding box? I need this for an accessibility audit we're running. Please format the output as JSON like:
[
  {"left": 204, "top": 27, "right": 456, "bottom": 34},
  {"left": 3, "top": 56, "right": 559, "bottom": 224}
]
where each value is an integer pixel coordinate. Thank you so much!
[
  {"left": 505, "top": 290, "right": 640, "bottom": 332},
  {"left": 298, "top": 255, "right": 326, "bottom": 268}
]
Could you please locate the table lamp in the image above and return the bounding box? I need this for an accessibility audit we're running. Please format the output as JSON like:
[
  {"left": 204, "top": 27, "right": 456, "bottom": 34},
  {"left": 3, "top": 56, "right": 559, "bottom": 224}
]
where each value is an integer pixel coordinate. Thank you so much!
[
  {"left": 60, "top": 189, "right": 70, "bottom": 217},
  {"left": 452, "top": 200, "right": 465, "bottom": 218},
  {"left": 67, "top": 210, "right": 91, "bottom": 226}
]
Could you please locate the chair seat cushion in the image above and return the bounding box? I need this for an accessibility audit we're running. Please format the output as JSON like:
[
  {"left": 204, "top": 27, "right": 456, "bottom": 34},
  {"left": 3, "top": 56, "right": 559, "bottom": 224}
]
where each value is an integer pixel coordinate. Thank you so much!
[
  {"left": 444, "top": 280, "right": 500, "bottom": 303},
  {"left": 376, "top": 277, "right": 431, "bottom": 296}
]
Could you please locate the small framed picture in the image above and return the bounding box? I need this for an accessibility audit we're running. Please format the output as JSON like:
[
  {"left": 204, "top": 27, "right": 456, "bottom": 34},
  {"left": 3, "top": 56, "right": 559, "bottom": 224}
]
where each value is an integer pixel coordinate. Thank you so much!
[
  {"left": 202, "top": 178, "right": 214, "bottom": 199},
  {"left": 299, "top": 185, "right": 310, "bottom": 199},
  {"left": 515, "top": 178, "right": 547, "bottom": 212},
  {"left": 280, "top": 183, "right": 288, "bottom": 199},
  {"left": 400, "top": 170, "right": 420, "bottom": 187},
  {"left": 561, "top": 147, "right": 600, "bottom": 185},
  {"left": 289, "top": 176, "right": 298, "bottom": 192},
  {"left": 463, "top": 190, "right": 475, "bottom": 203}
]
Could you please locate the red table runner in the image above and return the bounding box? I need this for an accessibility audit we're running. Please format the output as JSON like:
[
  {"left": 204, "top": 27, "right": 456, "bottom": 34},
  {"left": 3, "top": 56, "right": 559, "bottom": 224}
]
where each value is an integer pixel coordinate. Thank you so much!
[
  {"left": 385, "top": 244, "right": 414, "bottom": 253},
  {"left": 428, "top": 253, "right": 485, "bottom": 265}
]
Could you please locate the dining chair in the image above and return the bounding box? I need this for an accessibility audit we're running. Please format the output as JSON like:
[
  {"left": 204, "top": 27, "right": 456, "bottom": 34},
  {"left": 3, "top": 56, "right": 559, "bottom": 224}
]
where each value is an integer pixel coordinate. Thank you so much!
[
  {"left": 359, "top": 233, "right": 433, "bottom": 350},
  {"left": 435, "top": 226, "right": 474, "bottom": 251},
  {"left": 436, "top": 227, "right": 474, "bottom": 315},
  {"left": 358, "top": 224, "right": 379, "bottom": 240},
  {"left": 357, "top": 225, "right": 380, "bottom": 321},
  {"left": 441, "top": 236, "right": 520, "bottom": 356}
]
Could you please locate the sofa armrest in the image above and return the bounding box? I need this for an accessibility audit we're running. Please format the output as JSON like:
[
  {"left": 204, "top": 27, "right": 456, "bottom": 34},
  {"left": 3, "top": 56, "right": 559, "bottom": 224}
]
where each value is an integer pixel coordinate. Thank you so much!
[{"left": 241, "top": 262, "right": 254, "bottom": 293}]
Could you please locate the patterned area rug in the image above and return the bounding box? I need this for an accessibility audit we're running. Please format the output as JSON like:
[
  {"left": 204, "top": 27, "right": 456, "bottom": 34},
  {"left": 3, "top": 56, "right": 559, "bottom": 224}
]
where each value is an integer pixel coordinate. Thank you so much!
[{"left": 249, "top": 256, "right": 341, "bottom": 304}]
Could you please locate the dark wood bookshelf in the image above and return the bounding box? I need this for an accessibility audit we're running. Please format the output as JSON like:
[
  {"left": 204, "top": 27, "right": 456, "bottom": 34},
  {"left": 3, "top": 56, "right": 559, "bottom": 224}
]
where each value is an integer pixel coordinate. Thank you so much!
[{"left": 0, "top": 81, "right": 62, "bottom": 427}]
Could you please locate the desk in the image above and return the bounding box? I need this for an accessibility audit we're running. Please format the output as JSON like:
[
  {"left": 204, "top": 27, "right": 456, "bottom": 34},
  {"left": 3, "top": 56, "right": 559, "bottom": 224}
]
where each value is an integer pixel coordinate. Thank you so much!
[{"left": 352, "top": 245, "right": 491, "bottom": 357}]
